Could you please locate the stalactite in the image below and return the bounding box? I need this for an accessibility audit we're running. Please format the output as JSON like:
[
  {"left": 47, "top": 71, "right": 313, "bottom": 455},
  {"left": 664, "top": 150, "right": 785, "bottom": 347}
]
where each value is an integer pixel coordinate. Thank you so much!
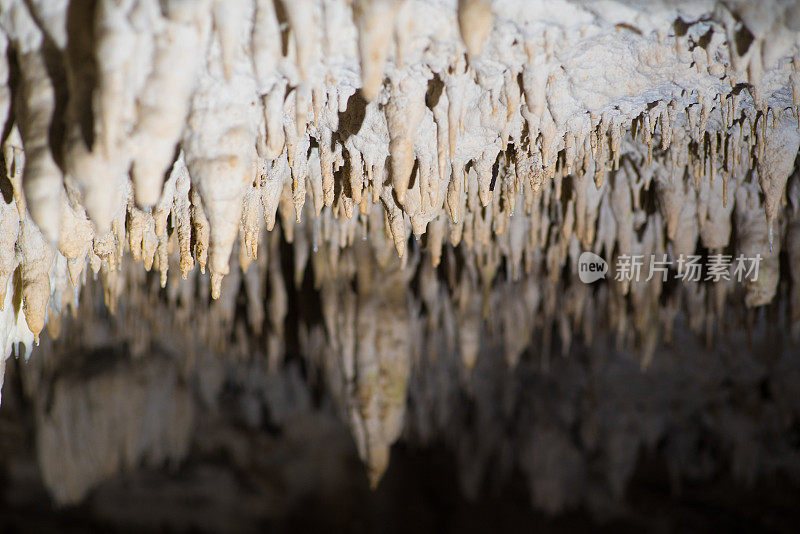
[{"left": 0, "top": 0, "right": 799, "bottom": 496}]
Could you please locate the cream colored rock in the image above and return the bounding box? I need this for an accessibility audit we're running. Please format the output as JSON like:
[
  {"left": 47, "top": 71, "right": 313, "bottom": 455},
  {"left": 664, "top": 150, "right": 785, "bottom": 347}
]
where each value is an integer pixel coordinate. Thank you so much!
[
  {"left": 386, "top": 75, "right": 427, "bottom": 205},
  {"left": 183, "top": 0, "right": 258, "bottom": 298},
  {"left": 0, "top": 197, "right": 19, "bottom": 306},
  {"left": 15, "top": 49, "right": 63, "bottom": 244},
  {"left": 1, "top": 0, "right": 800, "bottom": 493},
  {"left": 757, "top": 116, "right": 800, "bottom": 248},
  {"left": 18, "top": 217, "right": 53, "bottom": 341},
  {"left": 457, "top": 0, "right": 493, "bottom": 58},
  {"left": 131, "top": 0, "right": 211, "bottom": 208},
  {"left": 353, "top": 0, "right": 398, "bottom": 100}
]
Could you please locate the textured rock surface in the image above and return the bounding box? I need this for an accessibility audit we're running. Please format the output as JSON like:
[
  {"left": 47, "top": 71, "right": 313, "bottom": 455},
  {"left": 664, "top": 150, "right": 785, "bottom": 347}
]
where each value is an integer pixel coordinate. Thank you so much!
[
  {"left": 0, "top": 278, "right": 799, "bottom": 530},
  {"left": 0, "top": 0, "right": 799, "bottom": 511}
]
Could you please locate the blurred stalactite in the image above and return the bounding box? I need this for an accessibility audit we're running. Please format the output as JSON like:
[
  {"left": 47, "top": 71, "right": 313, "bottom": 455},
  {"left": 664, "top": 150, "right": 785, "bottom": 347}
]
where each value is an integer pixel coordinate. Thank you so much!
[{"left": 0, "top": 240, "right": 796, "bottom": 521}]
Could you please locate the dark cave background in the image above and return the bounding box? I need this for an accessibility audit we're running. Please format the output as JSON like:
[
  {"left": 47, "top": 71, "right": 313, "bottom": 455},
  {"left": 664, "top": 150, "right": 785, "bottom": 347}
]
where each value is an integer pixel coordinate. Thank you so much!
[
  {"left": 0, "top": 296, "right": 799, "bottom": 533},
  {"left": 0, "top": 233, "right": 798, "bottom": 534}
]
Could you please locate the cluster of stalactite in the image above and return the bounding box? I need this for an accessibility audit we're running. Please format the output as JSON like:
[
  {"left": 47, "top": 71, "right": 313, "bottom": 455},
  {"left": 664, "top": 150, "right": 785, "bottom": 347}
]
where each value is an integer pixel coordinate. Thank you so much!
[
  {"left": 8, "top": 185, "right": 797, "bottom": 495},
  {"left": 1, "top": 0, "right": 800, "bottom": 492},
  {"left": 5, "top": 263, "right": 799, "bottom": 516}
]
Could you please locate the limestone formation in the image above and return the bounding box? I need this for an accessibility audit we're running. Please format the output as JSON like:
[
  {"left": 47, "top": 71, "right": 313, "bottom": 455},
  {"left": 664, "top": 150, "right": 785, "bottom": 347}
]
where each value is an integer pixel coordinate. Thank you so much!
[{"left": 1, "top": 0, "right": 800, "bottom": 495}]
